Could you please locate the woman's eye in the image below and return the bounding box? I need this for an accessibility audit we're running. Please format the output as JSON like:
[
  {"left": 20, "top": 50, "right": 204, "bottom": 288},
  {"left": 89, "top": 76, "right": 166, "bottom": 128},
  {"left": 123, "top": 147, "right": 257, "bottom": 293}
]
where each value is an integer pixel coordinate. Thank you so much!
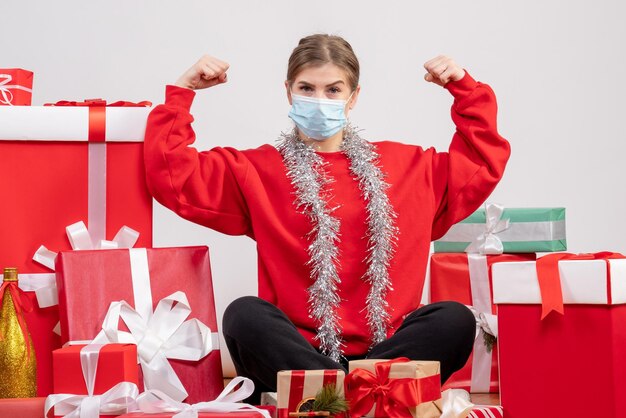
[
  {"left": 300, "top": 86, "right": 312, "bottom": 92},
  {"left": 328, "top": 87, "right": 341, "bottom": 94}
]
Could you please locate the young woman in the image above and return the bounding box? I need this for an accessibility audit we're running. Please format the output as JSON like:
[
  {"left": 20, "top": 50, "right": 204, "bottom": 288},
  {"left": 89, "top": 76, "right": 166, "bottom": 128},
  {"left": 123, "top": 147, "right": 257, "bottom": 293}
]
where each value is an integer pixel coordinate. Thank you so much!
[{"left": 144, "top": 34, "right": 510, "bottom": 401}]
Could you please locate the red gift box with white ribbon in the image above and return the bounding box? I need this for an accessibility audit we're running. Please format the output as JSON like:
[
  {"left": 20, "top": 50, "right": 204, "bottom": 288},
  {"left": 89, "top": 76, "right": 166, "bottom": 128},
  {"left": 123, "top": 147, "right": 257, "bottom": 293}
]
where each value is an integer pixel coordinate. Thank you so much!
[
  {"left": 47, "top": 343, "right": 139, "bottom": 418},
  {"left": 0, "top": 100, "right": 153, "bottom": 396},
  {"left": 429, "top": 252, "right": 535, "bottom": 393},
  {"left": 55, "top": 246, "right": 224, "bottom": 404},
  {"left": 493, "top": 252, "right": 626, "bottom": 418},
  {"left": 0, "top": 68, "right": 33, "bottom": 105}
]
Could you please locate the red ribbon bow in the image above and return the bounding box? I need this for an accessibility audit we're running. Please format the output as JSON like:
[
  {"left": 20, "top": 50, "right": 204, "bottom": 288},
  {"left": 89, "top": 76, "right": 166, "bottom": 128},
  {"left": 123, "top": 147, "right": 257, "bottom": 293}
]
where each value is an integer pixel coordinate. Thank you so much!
[
  {"left": 0, "top": 280, "right": 34, "bottom": 359},
  {"left": 44, "top": 99, "right": 152, "bottom": 107},
  {"left": 536, "top": 251, "right": 626, "bottom": 319},
  {"left": 345, "top": 358, "right": 440, "bottom": 418},
  {"left": 43, "top": 99, "right": 152, "bottom": 142}
]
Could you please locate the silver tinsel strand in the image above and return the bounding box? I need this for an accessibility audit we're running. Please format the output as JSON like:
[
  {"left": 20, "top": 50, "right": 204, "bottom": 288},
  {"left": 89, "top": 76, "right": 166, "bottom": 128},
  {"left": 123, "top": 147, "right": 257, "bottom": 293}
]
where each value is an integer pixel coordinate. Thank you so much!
[
  {"left": 276, "top": 124, "right": 398, "bottom": 361},
  {"left": 342, "top": 125, "right": 398, "bottom": 346},
  {"left": 277, "top": 129, "right": 343, "bottom": 361}
]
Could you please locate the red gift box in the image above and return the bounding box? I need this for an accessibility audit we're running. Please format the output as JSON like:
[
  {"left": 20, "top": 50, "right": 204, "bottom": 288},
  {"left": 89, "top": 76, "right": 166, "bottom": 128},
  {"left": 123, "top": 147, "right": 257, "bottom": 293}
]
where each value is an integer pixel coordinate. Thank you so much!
[
  {"left": 429, "top": 252, "right": 535, "bottom": 393},
  {"left": 50, "top": 343, "right": 139, "bottom": 418},
  {"left": 0, "top": 68, "right": 33, "bottom": 105},
  {"left": 0, "top": 397, "right": 45, "bottom": 418},
  {"left": 55, "top": 246, "right": 223, "bottom": 404},
  {"left": 0, "top": 101, "right": 153, "bottom": 397},
  {"left": 492, "top": 253, "right": 626, "bottom": 418}
]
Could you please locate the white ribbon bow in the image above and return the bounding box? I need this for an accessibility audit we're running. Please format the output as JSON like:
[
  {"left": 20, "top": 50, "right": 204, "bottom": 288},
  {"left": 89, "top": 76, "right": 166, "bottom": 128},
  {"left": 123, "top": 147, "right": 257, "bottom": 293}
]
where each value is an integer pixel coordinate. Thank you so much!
[
  {"left": 0, "top": 73, "right": 33, "bottom": 105},
  {"left": 440, "top": 389, "right": 474, "bottom": 418},
  {"left": 27, "top": 221, "right": 140, "bottom": 308},
  {"left": 136, "top": 376, "right": 271, "bottom": 418},
  {"left": 468, "top": 306, "right": 498, "bottom": 340},
  {"left": 465, "top": 203, "right": 510, "bottom": 255},
  {"left": 44, "top": 344, "right": 139, "bottom": 418},
  {"left": 92, "top": 291, "right": 214, "bottom": 402}
]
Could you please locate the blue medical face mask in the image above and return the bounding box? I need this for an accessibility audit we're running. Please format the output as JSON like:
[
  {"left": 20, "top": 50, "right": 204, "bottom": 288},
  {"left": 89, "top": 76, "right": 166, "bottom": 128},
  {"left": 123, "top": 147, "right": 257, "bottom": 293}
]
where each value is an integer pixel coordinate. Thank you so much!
[{"left": 288, "top": 92, "right": 353, "bottom": 141}]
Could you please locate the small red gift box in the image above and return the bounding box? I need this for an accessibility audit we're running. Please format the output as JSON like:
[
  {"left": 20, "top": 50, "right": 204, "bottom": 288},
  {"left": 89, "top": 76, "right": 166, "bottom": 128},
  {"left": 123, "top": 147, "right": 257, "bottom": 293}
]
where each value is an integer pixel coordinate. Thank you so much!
[
  {"left": 492, "top": 253, "right": 626, "bottom": 418},
  {"left": 0, "top": 68, "right": 33, "bottom": 105},
  {"left": 0, "top": 100, "right": 153, "bottom": 397},
  {"left": 429, "top": 252, "right": 535, "bottom": 393},
  {"left": 53, "top": 344, "right": 138, "bottom": 394},
  {"left": 277, "top": 370, "right": 345, "bottom": 418},
  {"left": 55, "top": 246, "right": 223, "bottom": 404},
  {"left": 50, "top": 343, "right": 139, "bottom": 418}
]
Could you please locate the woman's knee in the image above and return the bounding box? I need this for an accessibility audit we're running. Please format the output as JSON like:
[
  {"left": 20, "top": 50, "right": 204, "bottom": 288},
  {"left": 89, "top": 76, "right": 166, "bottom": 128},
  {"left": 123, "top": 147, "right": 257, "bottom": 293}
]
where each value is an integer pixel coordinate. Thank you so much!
[
  {"left": 433, "top": 301, "right": 476, "bottom": 347},
  {"left": 222, "top": 296, "right": 267, "bottom": 338}
]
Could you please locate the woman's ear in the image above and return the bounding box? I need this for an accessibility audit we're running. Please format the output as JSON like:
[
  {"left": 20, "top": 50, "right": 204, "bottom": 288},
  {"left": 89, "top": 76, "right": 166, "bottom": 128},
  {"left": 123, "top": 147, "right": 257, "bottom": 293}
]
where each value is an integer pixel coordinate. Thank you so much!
[
  {"left": 348, "top": 85, "right": 361, "bottom": 110},
  {"left": 285, "top": 80, "right": 293, "bottom": 105}
]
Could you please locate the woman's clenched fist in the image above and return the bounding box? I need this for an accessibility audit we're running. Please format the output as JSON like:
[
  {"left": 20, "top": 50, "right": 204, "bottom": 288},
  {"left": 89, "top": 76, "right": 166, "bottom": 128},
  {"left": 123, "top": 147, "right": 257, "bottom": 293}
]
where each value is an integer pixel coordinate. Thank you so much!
[
  {"left": 423, "top": 55, "right": 465, "bottom": 87},
  {"left": 175, "top": 55, "right": 230, "bottom": 90}
]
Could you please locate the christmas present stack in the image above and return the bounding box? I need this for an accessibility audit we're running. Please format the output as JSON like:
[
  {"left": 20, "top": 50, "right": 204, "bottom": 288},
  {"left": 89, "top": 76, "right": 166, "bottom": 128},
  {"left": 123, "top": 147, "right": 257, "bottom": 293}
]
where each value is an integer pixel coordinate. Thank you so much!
[
  {"left": 430, "top": 203, "right": 567, "bottom": 396},
  {"left": 0, "top": 84, "right": 230, "bottom": 417},
  {"left": 273, "top": 360, "right": 487, "bottom": 418},
  {"left": 45, "top": 342, "right": 270, "bottom": 418},
  {"left": 276, "top": 359, "right": 474, "bottom": 418},
  {"left": 55, "top": 245, "right": 224, "bottom": 403},
  {"left": 0, "top": 91, "right": 154, "bottom": 396}
]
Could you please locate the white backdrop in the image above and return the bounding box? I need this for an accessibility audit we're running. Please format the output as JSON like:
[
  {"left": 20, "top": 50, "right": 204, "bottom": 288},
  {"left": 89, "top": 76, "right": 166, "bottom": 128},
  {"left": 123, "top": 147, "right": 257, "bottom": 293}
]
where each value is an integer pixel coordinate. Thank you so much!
[{"left": 4, "top": 0, "right": 625, "bottom": 375}]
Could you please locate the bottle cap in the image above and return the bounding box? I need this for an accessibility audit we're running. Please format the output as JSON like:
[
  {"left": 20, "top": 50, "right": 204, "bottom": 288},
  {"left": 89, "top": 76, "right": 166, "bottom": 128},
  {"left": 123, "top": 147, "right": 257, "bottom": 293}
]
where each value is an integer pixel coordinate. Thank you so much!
[{"left": 2, "top": 267, "right": 18, "bottom": 282}]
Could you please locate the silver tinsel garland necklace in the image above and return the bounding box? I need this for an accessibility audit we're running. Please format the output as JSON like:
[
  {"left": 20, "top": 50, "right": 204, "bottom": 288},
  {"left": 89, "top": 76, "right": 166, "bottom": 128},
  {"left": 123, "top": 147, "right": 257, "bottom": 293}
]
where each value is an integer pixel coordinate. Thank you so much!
[{"left": 276, "top": 124, "right": 398, "bottom": 362}]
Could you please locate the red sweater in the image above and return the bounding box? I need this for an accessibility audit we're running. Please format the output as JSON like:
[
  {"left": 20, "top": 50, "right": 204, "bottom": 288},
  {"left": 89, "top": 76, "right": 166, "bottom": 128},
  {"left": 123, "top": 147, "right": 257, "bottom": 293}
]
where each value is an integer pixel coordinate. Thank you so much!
[{"left": 144, "top": 72, "right": 510, "bottom": 356}]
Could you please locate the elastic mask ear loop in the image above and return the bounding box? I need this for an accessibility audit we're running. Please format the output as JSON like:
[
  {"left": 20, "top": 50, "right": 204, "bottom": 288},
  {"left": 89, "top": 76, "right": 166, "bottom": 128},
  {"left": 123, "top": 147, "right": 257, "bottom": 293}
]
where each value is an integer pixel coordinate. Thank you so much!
[{"left": 345, "top": 91, "right": 356, "bottom": 123}]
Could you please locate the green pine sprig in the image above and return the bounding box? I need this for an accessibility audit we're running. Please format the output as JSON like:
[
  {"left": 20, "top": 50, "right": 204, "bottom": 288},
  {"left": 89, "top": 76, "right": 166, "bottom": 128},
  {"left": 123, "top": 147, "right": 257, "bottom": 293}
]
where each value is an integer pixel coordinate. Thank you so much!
[
  {"left": 483, "top": 331, "right": 497, "bottom": 353},
  {"left": 311, "top": 383, "right": 349, "bottom": 414}
]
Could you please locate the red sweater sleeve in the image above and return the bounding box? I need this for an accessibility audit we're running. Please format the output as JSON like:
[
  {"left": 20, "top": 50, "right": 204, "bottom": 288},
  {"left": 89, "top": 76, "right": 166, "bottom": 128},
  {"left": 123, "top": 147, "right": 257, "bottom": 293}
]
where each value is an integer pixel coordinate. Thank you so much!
[
  {"left": 430, "top": 72, "right": 511, "bottom": 240},
  {"left": 143, "top": 85, "right": 252, "bottom": 236}
]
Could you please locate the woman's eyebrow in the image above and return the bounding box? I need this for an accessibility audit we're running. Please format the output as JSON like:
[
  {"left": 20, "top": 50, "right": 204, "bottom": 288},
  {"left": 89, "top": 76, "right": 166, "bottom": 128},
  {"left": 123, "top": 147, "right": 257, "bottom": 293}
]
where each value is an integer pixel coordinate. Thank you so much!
[{"left": 297, "top": 80, "right": 345, "bottom": 87}]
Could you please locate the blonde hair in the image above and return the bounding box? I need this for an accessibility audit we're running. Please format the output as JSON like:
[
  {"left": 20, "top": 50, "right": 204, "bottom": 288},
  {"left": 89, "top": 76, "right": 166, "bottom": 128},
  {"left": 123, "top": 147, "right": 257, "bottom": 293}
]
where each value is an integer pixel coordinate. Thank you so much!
[{"left": 287, "top": 34, "right": 360, "bottom": 91}]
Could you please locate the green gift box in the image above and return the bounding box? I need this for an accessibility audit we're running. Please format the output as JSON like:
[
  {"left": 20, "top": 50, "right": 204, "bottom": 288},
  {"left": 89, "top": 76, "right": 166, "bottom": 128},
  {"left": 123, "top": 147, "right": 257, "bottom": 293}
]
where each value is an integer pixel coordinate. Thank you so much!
[{"left": 434, "top": 205, "right": 566, "bottom": 254}]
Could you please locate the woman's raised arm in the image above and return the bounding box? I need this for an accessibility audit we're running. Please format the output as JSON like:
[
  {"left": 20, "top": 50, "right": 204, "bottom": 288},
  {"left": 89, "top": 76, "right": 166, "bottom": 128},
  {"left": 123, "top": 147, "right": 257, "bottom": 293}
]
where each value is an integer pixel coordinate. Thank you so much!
[
  {"left": 426, "top": 57, "right": 511, "bottom": 239},
  {"left": 144, "top": 57, "right": 252, "bottom": 236}
]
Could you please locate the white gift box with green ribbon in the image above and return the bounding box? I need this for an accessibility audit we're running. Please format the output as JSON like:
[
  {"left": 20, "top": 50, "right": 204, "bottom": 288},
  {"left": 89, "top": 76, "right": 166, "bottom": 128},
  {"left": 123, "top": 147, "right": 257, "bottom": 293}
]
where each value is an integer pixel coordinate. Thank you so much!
[{"left": 434, "top": 204, "right": 567, "bottom": 254}]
